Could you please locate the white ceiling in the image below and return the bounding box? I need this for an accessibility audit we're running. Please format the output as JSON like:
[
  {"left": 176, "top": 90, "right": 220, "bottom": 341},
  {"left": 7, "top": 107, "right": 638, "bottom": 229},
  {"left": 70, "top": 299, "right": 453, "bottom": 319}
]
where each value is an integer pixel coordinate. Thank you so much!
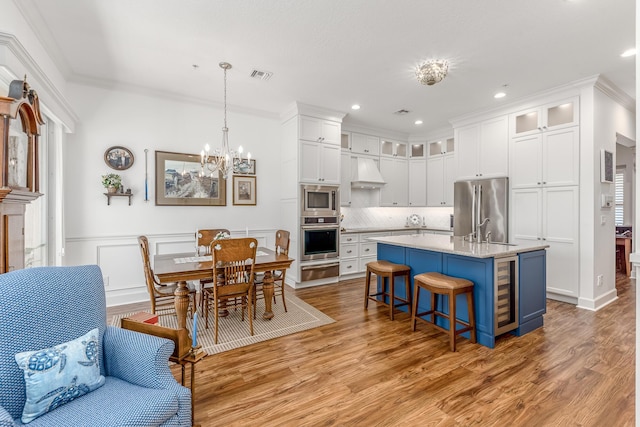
[{"left": 18, "top": 0, "right": 636, "bottom": 136}]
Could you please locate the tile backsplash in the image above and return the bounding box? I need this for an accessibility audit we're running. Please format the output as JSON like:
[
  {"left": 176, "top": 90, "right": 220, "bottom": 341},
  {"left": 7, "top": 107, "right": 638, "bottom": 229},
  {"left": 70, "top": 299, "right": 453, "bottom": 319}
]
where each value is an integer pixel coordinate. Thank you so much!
[{"left": 341, "top": 206, "right": 453, "bottom": 230}]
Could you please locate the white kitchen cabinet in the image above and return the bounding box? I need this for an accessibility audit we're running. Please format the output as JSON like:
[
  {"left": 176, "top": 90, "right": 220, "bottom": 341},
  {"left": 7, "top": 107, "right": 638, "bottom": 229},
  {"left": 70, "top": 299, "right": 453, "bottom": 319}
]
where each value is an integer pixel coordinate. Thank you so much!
[
  {"left": 340, "top": 258, "right": 358, "bottom": 275},
  {"left": 299, "top": 116, "right": 341, "bottom": 145},
  {"left": 380, "top": 139, "right": 408, "bottom": 158},
  {"left": 511, "top": 186, "right": 579, "bottom": 302},
  {"left": 340, "top": 152, "right": 353, "bottom": 206},
  {"left": 427, "top": 153, "right": 455, "bottom": 206},
  {"left": 408, "top": 159, "right": 427, "bottom": 206},
  {"left": 379, "top": 157, "right": 408, "bottom": 206},
  {"left": 299, "top": 141, "right": 341, "bottom": 184},
  {"left": 456, "top": 115, "right": 509, "bottom": 180},
  {"left": 339, "top": 231, "right": 391, "bottom": 277},
  {"left": 341, "top": 132, "right": 351, "bottom": 151},
  {"left": 351, "top": 132, "right": 380, "bottom": 155},
  {"left": 428, "top": 137, "right": 454, "bottom": 157},
  {"left": 510, "top": 97, "right": 579, "bottom": 138},
  {"left": 510, "top": 126, "right": 579, "bottom": 189}
]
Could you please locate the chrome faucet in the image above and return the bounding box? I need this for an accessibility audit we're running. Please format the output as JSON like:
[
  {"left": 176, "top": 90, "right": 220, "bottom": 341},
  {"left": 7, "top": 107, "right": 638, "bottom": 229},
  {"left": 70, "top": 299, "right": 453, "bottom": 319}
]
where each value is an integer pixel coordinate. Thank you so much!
[{"left": 477, "top": 218, "right": 490, "bottom": 242}]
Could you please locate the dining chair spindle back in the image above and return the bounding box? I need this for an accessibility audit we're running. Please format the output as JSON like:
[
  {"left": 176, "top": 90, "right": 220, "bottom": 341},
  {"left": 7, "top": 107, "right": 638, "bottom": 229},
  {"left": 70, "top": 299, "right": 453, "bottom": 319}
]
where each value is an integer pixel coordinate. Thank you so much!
[
  {"left": 204, "top": 237, "right": 258, "bottom": 344},
  {"left": 137, "top": 235, "right": 196, "bottom": 316}
]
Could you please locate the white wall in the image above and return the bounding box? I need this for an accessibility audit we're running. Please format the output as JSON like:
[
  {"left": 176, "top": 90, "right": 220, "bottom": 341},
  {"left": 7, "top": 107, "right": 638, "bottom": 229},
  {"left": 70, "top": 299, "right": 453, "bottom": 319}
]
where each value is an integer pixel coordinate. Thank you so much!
[
  {"left": 582, "top": 87, "right": 636, "bottom": 309},
  {"left": 63, "top": 83, "right": 285, "bottom": 305}
]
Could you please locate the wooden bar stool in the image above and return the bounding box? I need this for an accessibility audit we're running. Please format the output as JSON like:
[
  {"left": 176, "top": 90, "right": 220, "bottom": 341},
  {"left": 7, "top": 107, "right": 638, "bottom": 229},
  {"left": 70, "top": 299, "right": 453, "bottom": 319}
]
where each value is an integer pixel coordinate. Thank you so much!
[
  {"left": 364, "top": 260, "right": 411, "bottom": 320},
  {"left": 412, "top": 272, "right": 476, "bottom": 351}
]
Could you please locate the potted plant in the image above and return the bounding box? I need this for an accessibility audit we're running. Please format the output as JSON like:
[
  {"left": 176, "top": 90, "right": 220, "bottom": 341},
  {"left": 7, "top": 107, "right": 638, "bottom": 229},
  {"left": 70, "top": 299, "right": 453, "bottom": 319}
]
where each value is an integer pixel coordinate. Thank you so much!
[{"left": 102, "top": 173, "right": 122, "bottom": 193}]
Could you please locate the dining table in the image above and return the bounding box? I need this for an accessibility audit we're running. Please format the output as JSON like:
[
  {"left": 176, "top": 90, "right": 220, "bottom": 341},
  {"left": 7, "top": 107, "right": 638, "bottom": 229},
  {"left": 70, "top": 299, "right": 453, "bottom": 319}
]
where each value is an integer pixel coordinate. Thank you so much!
[{"left": 153, "top": 246, "right": 294, "bottom": 330}]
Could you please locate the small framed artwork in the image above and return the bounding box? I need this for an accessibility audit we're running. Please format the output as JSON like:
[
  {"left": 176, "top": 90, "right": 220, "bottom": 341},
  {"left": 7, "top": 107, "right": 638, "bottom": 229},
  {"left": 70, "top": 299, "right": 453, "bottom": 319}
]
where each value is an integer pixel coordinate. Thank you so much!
[
  {"left": 233, "top": 158, "right": 256, "bottom": 175},
  {"left": 601, "top": 149, "right": 613, "bottom": 183},
  {"left": 232, "top": 175, "right": 256, "bottom": 206},
  {"left": 155, "top": 150, "right": 226, "bottom": 206},
  {"left": 104, "top": 146, "right": 134, "bottom": 170}
]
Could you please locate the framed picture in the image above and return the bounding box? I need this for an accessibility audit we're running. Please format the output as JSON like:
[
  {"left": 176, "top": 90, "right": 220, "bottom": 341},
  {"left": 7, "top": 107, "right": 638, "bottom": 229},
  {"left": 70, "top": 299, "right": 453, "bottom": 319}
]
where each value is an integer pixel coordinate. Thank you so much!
[
  {"left": 233, "top": 158, "right": 256, "bottom": 175},
  {"left": 232, "top": 175, "right": 256, "bottom": 206},
  {"left": 155, "top": 150, "right": 226, "bottom": 206},
  {"left": 104, "top": 146, "right": 134, "bottom": 170},
  {"left": 601, "top": 149, "right": 613, "bottom": 183}
]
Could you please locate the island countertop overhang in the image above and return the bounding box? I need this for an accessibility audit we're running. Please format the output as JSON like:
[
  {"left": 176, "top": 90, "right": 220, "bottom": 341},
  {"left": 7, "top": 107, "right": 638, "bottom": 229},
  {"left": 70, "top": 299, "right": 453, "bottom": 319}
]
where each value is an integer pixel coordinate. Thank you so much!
[{"left": 367, "top": 234, "right": 548, "bottom": 258}]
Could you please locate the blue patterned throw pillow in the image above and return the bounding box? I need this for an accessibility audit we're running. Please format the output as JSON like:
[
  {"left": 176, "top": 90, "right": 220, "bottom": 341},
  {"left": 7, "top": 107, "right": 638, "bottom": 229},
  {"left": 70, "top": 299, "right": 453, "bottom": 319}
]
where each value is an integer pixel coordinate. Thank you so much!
[{"left": 14, "top": 328, "right": 105, "bottom": 424}]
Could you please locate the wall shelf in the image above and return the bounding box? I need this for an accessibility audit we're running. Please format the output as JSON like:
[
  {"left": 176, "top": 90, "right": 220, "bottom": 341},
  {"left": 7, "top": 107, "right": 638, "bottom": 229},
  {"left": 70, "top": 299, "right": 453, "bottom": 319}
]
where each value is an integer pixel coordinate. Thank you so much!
[{"left": 104, "top": 193, "right": 133, "bottom": 205}]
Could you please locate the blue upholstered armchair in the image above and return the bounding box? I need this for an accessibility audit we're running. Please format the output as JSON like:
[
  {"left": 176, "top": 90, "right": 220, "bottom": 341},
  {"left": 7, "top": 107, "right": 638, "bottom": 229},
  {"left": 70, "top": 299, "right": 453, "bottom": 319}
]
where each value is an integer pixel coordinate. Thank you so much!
[{"left": 0, "top": 265, "right": 191, "bottom": 426}]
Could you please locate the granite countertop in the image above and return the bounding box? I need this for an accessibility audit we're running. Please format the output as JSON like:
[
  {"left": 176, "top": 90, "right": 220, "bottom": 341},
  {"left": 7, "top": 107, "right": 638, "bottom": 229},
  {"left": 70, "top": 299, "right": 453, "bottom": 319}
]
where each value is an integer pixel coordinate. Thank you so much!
[
  {"left": 341, "top": 226, "right": 452, "bottom": 234},
  {"left": 368, "top": 234, "right": 548, "bottom": 259}
]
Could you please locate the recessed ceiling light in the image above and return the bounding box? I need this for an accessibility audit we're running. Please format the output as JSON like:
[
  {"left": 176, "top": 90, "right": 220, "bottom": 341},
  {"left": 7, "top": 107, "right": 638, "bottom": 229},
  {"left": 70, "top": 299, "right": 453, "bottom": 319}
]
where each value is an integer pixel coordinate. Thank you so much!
[
  {"left": 621, "top": 48, "right": 636, "bottom": 57},
  {"left": 351, "top": 104, "right": 361, "bottom": 110},
  {"left": 414, "top": 120, "right": 423, "bottom": 125},
  {"left": 494, "top": 92, "right": 506, "bottom": 99}
]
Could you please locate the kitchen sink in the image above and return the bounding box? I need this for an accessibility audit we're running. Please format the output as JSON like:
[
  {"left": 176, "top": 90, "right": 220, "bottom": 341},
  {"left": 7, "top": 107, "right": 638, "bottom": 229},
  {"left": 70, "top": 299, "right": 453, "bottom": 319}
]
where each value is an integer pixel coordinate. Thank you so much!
[{"left": 489, "top": 242, "right": 518, "bottom": 246}]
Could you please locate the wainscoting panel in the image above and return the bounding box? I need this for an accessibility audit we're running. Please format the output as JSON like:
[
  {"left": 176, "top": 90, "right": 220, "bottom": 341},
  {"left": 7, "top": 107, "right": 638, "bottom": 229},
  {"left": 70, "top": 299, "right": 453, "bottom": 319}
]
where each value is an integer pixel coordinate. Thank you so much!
[{"left": 66, "top": 229, "right": 277, "bottom": 307}]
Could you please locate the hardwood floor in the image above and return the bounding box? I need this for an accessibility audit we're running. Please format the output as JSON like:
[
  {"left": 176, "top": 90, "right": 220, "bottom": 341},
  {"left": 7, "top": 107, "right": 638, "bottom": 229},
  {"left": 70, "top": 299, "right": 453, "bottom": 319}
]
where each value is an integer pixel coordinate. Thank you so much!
[{"left": 108, "top": 273, "right": 635, "bottom": 426}]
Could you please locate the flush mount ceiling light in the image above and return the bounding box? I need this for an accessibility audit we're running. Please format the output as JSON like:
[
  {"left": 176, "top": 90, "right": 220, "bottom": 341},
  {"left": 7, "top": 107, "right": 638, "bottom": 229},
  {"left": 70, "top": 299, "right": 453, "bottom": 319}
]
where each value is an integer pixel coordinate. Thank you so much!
[
  {"left": 351, "top": 104, "right": 361, "bottom": 110},
  {"left": 415, "top": 59, "right": 449, "bottom": 86}
]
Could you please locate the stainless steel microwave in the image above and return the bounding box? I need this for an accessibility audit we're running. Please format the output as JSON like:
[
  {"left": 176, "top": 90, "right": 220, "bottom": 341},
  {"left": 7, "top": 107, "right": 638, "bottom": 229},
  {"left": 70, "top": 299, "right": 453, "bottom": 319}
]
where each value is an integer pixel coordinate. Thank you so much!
[{"left": 301, "top": 185, "right": 339, "bottom": 216}]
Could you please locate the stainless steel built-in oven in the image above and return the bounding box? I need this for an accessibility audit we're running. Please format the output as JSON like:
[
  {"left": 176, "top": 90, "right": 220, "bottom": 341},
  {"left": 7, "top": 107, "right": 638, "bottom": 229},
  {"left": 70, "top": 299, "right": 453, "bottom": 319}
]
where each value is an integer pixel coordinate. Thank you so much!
[
  {"left": 301, "top": 226, "right": 339, "bottom": 260},
  {"left": 301, "top": 185, "right": 339, "bottom": 217},
  {"left": 300, "top": 222, "right": 340, "bottom": 261}
]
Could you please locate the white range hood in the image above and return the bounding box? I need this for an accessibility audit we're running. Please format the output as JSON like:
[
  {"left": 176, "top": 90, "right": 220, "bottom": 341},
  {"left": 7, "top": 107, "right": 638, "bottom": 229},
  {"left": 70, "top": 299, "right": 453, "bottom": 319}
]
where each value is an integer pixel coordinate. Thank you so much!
[{"left": 351, "top": 158, "right": 386, "bottom": 188}]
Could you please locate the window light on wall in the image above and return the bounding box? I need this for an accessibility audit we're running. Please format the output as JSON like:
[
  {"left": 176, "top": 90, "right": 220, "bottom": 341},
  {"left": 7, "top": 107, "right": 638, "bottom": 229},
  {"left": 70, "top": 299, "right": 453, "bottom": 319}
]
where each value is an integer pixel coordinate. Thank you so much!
[{"left": 615, "top": 171, "right": 624, "bottom": 225}]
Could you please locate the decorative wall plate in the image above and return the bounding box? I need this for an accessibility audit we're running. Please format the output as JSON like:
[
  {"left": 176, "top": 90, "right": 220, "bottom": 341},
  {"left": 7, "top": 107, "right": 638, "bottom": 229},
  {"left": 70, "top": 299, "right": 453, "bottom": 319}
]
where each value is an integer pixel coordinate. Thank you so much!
[{"left": 409, "top": 214, "right": 421, "bottom": 226}]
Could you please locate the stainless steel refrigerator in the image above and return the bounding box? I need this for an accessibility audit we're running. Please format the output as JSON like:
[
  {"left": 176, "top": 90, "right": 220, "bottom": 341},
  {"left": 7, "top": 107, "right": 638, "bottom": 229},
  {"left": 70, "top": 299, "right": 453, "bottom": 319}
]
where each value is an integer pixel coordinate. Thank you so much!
[{"left": 453, "top": 177, "right": 508, "bottom": 243}]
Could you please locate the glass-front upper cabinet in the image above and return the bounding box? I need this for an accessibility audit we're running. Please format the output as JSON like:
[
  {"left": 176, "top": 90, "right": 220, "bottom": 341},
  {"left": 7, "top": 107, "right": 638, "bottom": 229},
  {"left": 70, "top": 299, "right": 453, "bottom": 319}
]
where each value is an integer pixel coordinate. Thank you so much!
[
  {"left": 380, "top": 139, "right": 408, "bottom": 158},
  {"left": 428, "top": 137, "right": 454, "bottom": 157},
  {"left": 511, "top": 97, "right": 579, "bottom": 138},
  {"left": 409, "top": 142, "right": 426, "bottom": 159},
  {"left": 341, "top": 132, "right": 351, "bottom": 151}
]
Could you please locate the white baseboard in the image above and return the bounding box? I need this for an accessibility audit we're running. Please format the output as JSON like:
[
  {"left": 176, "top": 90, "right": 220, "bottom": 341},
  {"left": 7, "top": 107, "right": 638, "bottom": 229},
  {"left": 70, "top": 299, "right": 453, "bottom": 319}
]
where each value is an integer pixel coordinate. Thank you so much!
[{"left": 577, "top": 288, "right": 618, "bottom": 311}]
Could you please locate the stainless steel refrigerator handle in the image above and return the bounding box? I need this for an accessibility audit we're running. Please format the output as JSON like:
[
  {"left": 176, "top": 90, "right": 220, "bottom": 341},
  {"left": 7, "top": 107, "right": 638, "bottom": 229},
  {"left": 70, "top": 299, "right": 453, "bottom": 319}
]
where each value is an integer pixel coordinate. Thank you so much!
[
  {"left": 472, "top": 184, "right": 477, "bottom": 238},
  {"left": 477, "top": 184, "right": 483, "bottom": 240}
]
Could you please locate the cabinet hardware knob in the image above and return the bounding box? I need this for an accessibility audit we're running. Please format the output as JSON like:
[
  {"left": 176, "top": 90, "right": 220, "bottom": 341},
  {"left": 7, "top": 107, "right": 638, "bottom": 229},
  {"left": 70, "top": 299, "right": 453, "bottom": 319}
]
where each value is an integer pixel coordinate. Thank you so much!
[
  {"left": 364, "top": 248, "right": 370, "bottom": 252},
  {"left": 347, "top": 250, "right": 352, "bottom": 253},
  {"left": 347, "top": 265, "right": 352, "bottom": 268},
  {"left": 543, "top": 182, "right": 547, "bottom": 184},
  {"left": 537, "top": 182, "right": 541, "bottom": 185}
]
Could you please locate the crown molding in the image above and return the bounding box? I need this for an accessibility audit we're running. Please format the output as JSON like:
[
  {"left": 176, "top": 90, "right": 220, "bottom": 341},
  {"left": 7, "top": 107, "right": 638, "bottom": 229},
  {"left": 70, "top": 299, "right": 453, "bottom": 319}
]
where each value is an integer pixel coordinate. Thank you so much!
[
  {"left": 449, "top": 75, "right": 603, "bottom": 128},
  {"left": 0, "top": 32, "right": 78, "bottom": 131},
  {"left": 595, "top": 75, "right": 636, "bottom": 113},
  {"left": 280, "top": 101, "right": 346, "bottom": 123},
  {"left": 341, "top": 120, "right": 410, "bottom": 142}
]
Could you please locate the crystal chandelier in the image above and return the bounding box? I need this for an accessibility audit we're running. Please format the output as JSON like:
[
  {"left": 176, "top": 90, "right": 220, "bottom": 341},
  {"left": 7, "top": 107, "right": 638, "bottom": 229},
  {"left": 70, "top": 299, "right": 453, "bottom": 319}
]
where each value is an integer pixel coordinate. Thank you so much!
[
  {"left": 415, "top": 59, "right": 449, "bottom": 86},
  {"left": 200, "top": 62, "right": 251, "bottom": 180}
]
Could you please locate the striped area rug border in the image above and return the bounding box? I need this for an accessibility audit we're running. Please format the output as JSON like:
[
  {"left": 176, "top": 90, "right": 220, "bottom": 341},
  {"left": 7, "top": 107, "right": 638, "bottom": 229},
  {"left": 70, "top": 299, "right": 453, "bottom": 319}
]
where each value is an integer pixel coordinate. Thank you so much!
[{"left": 111, "top": 293, "right": 335, "bottom": 354}]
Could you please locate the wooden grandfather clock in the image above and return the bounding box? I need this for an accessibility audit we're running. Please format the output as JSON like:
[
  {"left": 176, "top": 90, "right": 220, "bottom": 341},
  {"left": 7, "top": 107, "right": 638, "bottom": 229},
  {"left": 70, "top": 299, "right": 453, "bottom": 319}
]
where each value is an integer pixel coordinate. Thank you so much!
[{"left": 0, "top": 77, "right": 44, "bottom": 273}]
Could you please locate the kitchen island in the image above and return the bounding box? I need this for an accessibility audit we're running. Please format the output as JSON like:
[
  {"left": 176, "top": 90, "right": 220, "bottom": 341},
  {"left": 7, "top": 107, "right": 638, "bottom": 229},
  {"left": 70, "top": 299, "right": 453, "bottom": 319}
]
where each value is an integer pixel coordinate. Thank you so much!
[{"left": 369, "top": 234, "right": 548, "bottom": 348}]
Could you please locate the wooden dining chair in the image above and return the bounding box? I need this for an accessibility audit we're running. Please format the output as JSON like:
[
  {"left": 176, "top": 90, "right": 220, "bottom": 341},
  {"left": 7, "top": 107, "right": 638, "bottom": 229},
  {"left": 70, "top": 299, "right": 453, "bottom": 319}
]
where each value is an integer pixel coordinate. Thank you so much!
[
  {"left": 196, "top": 229, "right": 231, "bottom": 255},
  {"left": 137, "top": 235, "right": 196, "bottom": 316},
  {"left": 254, "top": 230, "right": 290, "bottom": 318},
  {"left": 196, "top": 228, "right": 231, "bottom": 311},
  {"left": 204, "top": 237, "right": 258, "bottom": 344}
]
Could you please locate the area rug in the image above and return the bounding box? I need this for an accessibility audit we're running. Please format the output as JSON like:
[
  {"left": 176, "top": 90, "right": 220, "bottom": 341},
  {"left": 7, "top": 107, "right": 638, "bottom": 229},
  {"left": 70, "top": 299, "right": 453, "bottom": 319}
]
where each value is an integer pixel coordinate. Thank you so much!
[{"left": 111, "top": 294, "right": 334, "bottom": 355}]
